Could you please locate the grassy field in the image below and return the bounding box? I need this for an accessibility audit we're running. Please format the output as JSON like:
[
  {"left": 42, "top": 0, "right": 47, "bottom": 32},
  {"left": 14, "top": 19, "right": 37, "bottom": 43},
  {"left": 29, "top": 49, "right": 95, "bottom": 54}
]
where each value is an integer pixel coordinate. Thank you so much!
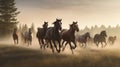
[{"left": 0, "top": 44, "right": 120, "bottom": 67}]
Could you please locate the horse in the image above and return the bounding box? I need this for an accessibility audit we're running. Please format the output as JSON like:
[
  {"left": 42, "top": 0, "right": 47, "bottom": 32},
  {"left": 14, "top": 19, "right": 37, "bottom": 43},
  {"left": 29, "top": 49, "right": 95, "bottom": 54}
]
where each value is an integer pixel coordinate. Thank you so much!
[
  {"left": 36, "top": 22, "right": 48, "bottom": 49},
  {"left": 21, "top": 28, "right": 32, "bottom": 45},
  {"left": 61, "top": 22, "right": 79, "bottom": 54},
  {"left": 108, "top": 36, "right": 116, "bottom": 45},
  {"left": 76, "top": 32, "right": 90, "bottom": 48},
  {"left": 94, "top": 30, "right": 107, "bottom": 47},
  {"left": 45, "top": 19, "right": 62, "bottom": 53},
  {"left": 12, "top": 28, "right": 19, "bottom": 44}
]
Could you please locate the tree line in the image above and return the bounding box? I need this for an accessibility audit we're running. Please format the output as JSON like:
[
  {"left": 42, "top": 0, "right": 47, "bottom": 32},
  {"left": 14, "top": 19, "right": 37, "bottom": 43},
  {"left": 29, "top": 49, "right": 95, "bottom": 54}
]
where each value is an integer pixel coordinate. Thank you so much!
[{"left": 79, "top": 24, "right": 120, "bottom": 37}]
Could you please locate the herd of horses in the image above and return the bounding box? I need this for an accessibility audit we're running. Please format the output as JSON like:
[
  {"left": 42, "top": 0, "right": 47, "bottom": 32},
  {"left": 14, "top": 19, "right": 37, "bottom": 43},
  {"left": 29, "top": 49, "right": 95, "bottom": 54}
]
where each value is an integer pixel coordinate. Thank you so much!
[{"left": 12, "top": 19, "right": 117, "bottom": 54}]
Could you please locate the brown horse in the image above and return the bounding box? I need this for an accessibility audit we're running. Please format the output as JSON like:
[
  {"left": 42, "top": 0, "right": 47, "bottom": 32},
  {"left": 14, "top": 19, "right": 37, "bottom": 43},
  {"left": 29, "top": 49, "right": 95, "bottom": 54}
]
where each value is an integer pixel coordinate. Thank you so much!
[
  {"left": 94, "top": 31, "right": 107, "bottom": 47},
  {"left": 61, "top": 22, "right": 79, "bottom": 54},
  {"left": 12, "top": 28, "right": 19, "bottom": 44},
  {"left": 108, "top": 36, "right": 116, "bottom": 45},
  {"left": 36, "top": 22, "right": 48, "bottom": 49},
  {"left": 76, "top": 32, "right": 91, "bottom": 48},
  {"left": 45, "top": 19, "right": 62, "bottom": 53}
]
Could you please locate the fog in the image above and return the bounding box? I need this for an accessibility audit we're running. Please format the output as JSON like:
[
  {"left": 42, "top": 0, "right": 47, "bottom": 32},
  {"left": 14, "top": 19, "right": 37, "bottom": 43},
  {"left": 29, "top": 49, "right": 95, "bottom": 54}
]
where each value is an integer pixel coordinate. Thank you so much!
[{"left": 0, "top": 33, "right": 120, "bottom": 55}]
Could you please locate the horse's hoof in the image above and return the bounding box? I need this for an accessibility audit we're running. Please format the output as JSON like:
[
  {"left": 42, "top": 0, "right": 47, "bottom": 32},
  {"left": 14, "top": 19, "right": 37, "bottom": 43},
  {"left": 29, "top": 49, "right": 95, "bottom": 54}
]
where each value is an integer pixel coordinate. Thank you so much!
[
  {"left": 57, "top": 50, "right": 61, "bottom": 53},
  {"left": 71, "top": 47, "right": 76, "bottom": 49},
  {"left": 52, "top": 50, "right": 54, "bottom": 53}
]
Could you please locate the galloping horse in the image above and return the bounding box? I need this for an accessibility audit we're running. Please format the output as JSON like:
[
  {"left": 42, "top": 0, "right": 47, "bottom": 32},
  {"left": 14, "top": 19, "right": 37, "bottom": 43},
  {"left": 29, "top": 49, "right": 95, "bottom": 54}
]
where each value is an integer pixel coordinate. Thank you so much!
[
  {"left": 12, "top": 28, "right": 19, "bottom": 44},
  {"left": 76, "top": 32, "right": 90, "bottom": 47},
  {"left": 36, "top": 22, "right": 48, "bottom": 49},
  {"left": 61, "top": 22, "right": 79, "bottom": 54},
  {"left": 21, "top": 28, "right": 32, "bottom": 45},
  {"left": 94, "top": 31, "right": 107, "bottom": 47},
  {"left": 108, "top": 36, "right": 116, "bottom": 44},
  {"left": 45, "top": 19, "right": 62, "bottom": 53}
]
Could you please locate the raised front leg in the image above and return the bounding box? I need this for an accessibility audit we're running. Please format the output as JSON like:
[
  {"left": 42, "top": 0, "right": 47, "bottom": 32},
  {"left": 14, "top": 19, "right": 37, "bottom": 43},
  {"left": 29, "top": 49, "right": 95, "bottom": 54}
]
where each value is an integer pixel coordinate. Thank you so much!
[
  {"left": 62, "top": 42, "right": 68, "bottom": 51},
  {"left": 72, "top": 40, "right": 77, "bottom": 49}
]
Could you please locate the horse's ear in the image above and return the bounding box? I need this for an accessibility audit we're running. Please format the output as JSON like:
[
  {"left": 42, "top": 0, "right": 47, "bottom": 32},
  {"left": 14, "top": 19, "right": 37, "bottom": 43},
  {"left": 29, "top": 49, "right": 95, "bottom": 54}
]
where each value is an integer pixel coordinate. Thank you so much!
[{"left": 56, "top": 18, "right": 58, "bottom": 21}]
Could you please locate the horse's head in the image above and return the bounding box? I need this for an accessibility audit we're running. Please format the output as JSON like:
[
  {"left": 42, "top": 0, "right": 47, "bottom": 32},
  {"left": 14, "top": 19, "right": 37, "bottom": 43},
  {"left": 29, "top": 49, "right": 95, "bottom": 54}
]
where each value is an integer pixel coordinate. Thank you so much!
[
  {"left": 70, "top": 21, "right": 79, "bottom": 32},
  {"left": 43, "top": 21, "right": 48, "bottom": 29},
  {"left": 53, "top": 19, "right": 62, "bottom": 31},
  {"left": 85, "top": 32, "right": 91, "bottom": 39},
  {"left": 114, "top": 36, "right": 117, "bottom": 40},
  {"left": 100, "top": 30, "right": 107, "bottom": 37}
]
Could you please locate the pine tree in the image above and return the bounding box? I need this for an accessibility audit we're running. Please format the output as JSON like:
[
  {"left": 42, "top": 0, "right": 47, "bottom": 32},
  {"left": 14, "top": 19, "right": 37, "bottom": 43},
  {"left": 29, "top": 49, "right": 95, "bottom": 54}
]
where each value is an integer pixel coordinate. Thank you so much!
[{"left": 0, "top": 0, "right": 20, "bottom": 37}]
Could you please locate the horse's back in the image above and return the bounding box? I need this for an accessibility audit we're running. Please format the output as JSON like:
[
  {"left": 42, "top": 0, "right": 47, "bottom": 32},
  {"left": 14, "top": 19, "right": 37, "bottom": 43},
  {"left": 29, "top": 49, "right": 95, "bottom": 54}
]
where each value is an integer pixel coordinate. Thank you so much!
[
  {"left": 94, "top": 34, "right": 100, "bottom": 42},
  {"left": 45, "top": 27, "right": 53, "bottom": 39}
]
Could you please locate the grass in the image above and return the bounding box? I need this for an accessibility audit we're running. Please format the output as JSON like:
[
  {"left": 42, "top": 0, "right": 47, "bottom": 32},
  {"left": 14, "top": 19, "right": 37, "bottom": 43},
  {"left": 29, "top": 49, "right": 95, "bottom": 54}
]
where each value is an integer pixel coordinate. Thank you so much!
[{"left": 0, "top": 44, "right": 120, "bottom": 67}]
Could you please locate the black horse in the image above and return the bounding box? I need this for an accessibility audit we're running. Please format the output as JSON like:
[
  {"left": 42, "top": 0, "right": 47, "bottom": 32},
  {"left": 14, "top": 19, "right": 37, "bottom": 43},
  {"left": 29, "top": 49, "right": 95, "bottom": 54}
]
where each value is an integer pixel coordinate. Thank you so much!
[
  {"left": 61, "top": 22, "right": 79, "bottom": 54},
  {"left": 76, "top": 32, "right": 90, "bottom": 47},
  {"left": 45, "top": 19, "right": 62, "bottom": 53},
  {"left": 12, "top": 28, "right": 19, "bottom": 44},
  {"left": 36, "top": 22, "right": 48, "bottom": 49},
  {"left": 94, "top": 31, "right": 107, "bottom": 47}
]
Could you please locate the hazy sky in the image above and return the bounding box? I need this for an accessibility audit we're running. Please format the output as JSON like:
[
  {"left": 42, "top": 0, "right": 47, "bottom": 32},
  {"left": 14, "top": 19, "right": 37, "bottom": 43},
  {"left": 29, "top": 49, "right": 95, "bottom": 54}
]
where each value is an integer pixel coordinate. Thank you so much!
[{"left": 15, "top": 0, "right": 120, "bottom": 29}]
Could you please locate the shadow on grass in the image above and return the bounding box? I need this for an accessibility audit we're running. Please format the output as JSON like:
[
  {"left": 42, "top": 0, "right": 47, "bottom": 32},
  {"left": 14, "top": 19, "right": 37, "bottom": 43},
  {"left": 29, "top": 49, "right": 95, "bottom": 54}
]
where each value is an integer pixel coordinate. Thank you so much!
[{"left": 0, "top": 44, "right": 120, "bottom": 67}]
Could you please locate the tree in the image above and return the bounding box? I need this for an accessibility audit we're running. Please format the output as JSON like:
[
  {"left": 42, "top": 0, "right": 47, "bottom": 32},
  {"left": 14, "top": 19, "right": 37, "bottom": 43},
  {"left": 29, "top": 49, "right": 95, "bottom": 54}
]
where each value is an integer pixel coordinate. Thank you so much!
[{"left": 0, "top": 0, "right": 20, "bottom": 37}]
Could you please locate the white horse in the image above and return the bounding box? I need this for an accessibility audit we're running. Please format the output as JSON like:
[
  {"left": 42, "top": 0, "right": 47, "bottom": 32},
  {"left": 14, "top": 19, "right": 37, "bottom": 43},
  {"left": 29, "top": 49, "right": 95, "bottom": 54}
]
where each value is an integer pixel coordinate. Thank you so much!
[{"left": 21, "top": 28, "right": 32, "bottom": 45}]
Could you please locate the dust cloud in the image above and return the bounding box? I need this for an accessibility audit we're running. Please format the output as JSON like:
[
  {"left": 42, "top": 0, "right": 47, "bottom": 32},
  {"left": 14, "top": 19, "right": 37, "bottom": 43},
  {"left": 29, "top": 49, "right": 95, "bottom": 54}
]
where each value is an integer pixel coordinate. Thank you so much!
[{"left": 0, "top": 34, "right": 120, "bottom": 56}]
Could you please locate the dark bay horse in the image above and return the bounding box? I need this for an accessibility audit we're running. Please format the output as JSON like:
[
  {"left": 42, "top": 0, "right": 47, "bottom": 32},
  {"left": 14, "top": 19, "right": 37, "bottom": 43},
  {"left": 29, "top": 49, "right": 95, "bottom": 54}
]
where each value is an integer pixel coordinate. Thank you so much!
[
  {"left": 21, "top": 28, "right": 32, "bottom": 46},
  {"left": 12, "top": 28, "right": 19, "bottom": 44},
  {"left": 36, "top": 22, "right": 48, "bottom": 49},
  {"left": 45, "top": 19, "right": 62, "bottom": 53},
  {"left": 76, "top": 32, "right": 90, "bottom": 48},
  {"left": 94, "top": 31, "right": 107, "bottom": 47},
  {"left": 61, "top": 22, "right": 79, "bottom": 54}
]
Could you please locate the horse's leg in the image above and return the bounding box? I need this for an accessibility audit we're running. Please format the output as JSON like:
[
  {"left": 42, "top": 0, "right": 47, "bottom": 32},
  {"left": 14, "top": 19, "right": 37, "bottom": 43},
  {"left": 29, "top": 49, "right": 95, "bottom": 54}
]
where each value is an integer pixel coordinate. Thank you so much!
[
  {"left": 38, "top": 39, "right": 42, "bottom": 49},
  {"left": 104, "top": 41, "right": 107, "bottom": 47},
  {"left": 45, "top": 39, "right": 49, "bottom": 48},
  {"left": 62, "top": 42, "right": 68, "bottom": 51},
  {"left": 41, "top": 39, "right": 45, "bottom": 49},
  {"left": 49, "top": 40, "right": 54, "bottom": 53},
  {"left": 101, "top": 42, "right": 104, "bottom": 48},
  {"left": 57, "top": 40, "right": 61, "bottom": 53},
  {"left": 72, "top": 40, "right": 77, "bottom": 49},
  {"left": 52, "top": 40, "right": 59, "bottom": 53},
  {"left": 69, "top": 42, "right": 74, "bottom": 54},
  {"left": 84, "top": 43, "right": 87, "bottom": 48},
  {"left": 81, "top": 43, "right": 84, "bottom": 47},
  {"left": 96, "top": 42, "right": 99, "bottom": 47},
  {"left": 62, "top": 40, "right": 65, "bottom": 47},
  {"left": 17, "top": 39, "right": 19, "bottom": 44}
]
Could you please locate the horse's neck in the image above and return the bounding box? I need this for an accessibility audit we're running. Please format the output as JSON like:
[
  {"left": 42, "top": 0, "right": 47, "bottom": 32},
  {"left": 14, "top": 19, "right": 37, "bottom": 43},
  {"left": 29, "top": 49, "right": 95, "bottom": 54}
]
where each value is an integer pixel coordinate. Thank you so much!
[
  {"left": 43, "top": 27, "right": 47, "bottom": 32},
  {"left": 84, "top": 35, "right": 88, "bottom": 40},
  {"left": 69, "top": 28, "right": 75, "bottom": 35},
  {"left": 54, "top": 27, "right": 59, "bottom": 33}
]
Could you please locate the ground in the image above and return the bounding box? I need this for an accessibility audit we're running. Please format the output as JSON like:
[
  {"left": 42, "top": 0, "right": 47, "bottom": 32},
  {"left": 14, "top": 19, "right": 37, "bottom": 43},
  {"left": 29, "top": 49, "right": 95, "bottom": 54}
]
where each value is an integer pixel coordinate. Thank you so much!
[{"left": 0, "top": 44, "right": 120, "bottom": 67}]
